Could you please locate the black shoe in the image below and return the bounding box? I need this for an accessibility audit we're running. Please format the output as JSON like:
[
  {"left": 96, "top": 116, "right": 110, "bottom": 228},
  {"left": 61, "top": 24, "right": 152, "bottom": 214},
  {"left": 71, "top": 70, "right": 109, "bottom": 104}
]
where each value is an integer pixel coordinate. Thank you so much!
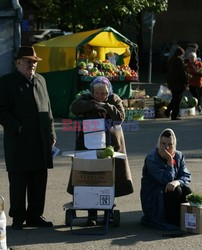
[
  {"left": 87, "top": 210, "right": 97, "bottom": 226},
  {"left": 26, "top": 216, "right": 53, "bottom": 227},
  {"left": 164, "top": 110, "right": 170, "bottom": 118},
  {"left": 12, "top": 218, "right": 24, "bottom": 230},
  {"left": 171, "top": 117, "right": 181, "bottom": 120},
  {"left": 87, "top": 217, "right": 97, "bottom": 226}
]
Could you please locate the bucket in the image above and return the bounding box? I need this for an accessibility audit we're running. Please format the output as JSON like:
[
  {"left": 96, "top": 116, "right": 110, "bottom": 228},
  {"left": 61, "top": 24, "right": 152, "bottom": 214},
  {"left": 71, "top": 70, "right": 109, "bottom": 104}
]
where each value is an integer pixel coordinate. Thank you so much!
[{"left": 0, "top": 196, "right": 8, "bottom": 250}]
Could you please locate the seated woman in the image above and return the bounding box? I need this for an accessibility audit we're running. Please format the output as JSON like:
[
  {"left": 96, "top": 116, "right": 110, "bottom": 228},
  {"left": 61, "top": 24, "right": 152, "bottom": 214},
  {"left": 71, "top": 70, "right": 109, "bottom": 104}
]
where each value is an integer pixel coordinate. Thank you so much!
[
  {"left": 140, "top": 128, "right": 192, "bottom": 230},
  {"left": 67, "top": 76, "right": 134, "bottom": 226}
]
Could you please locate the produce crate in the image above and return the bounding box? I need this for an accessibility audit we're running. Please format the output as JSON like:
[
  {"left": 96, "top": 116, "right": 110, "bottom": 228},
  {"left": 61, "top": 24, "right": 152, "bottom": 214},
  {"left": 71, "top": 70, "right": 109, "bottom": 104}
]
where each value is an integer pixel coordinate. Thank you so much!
[
  {"left": 128, "top": 97, "right": 154, "bottom": 109},
  {"left": 143, "top": 97, "right": 154, "bottom": 108},
  {"left": 125, "top": 108, "right": 144, "bottom": 121},
  {"left": 144, "top": 107, "right": 155, "bottom": 119},
  {"left": 179, "top": 107, "right": 196, "bottom": 117},
  {"left": 128, "top": 99, "right": 144, "bottom": 109},
  {"left": 125, "top": 76, "right": 138, "bottom": 81},
  {"left": 131, "top": 89, "right": 146, "bottom": 99},
  {"left": 181, "top": 203, "right": 202, "bottom": 234}
]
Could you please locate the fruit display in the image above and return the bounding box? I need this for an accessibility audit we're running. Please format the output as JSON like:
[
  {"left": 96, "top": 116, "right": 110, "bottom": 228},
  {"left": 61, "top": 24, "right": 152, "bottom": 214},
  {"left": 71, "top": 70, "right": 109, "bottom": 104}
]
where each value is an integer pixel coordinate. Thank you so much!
[
  {"left": 78, "top": 60, "right": 138, "bottom": 81},
  {"left": 180, "top": 96, "right": 189, "bottom": 108},
  {"left": 187, "top": 96, "right": 198, "bottom": 107},
  {"left": 154, "top": 96, "right": 170, "bottom": 109},
  {"left": 154, "top": 95, "right": 198, "bottom": 118},
  {"left": 96, "top": 145, "right": 114, "bottom": 159},
  {"left": 180, "top": 96, "right": 198, "bottom": 108}
]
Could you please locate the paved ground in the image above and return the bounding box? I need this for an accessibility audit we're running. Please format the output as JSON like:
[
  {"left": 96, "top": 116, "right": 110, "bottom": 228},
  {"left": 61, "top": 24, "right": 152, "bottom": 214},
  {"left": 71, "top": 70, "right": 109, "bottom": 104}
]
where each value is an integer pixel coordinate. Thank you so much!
[{"left": 0, "top": 114, "right": 202, "bottom": 250}]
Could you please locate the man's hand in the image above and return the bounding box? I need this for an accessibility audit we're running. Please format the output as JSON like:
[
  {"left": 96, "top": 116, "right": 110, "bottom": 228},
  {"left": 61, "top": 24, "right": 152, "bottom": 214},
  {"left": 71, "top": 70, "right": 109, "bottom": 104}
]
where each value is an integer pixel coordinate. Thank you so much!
[{"left": 165, "top": 180, "right": 180, "bottom": 192}]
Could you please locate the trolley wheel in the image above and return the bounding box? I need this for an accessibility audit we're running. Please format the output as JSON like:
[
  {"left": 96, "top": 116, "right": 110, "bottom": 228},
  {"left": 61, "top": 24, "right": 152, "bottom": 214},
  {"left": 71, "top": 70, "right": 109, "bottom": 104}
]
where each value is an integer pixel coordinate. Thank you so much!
[
  {"left": 113, "top": 209, "right": 120, "bottom": 227},
  {"left": 65, "top": 209, "right": 72, "bottom": 226}
]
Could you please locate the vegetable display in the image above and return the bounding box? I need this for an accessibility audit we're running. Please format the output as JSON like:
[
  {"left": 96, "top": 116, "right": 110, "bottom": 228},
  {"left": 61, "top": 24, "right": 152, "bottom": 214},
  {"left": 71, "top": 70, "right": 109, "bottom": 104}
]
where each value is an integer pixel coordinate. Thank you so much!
[
  {"left": 78, "top": 60, "right": 138, "bottom": 81},
  {"left": 180, "top": 96, "right": 198, "bottom": 109},
  {"left": 187, "top": 193, "right": 202, "bottom": 207}
]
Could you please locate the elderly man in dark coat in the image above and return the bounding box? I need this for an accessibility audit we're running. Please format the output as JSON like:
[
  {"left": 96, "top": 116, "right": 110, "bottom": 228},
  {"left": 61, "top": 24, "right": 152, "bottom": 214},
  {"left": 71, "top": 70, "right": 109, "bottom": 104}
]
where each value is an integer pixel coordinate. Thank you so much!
[{"left": 0, "top": 46, "right": 56, "bottom": 229}]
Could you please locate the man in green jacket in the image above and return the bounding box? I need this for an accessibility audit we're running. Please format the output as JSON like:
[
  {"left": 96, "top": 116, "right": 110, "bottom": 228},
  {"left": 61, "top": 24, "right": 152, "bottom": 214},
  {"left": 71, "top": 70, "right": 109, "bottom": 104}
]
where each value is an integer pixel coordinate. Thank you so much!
[{"left": 0, "top": 46, "right": 56, "bottom": 229}]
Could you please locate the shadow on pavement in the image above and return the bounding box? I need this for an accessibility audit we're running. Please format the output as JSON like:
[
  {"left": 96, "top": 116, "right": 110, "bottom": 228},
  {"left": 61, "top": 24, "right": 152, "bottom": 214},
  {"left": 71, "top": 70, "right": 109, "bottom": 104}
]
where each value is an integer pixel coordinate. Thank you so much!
[{"left": 7, "top": 210, "right": 193, "bottom": 249}]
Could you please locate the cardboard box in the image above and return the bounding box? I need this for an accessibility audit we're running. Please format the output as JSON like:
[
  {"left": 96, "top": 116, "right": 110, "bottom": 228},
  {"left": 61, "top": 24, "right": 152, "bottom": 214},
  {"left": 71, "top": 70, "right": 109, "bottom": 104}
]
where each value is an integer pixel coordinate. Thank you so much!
[
  {"left": 73, "top": 186, "right": 114, "bottom": 209},
  {"left": 125, "top": 108, "right": 144, "bottom": 121},
  {"left": 132, "top": 89, "right": 146, "bottom": 99},
  {"left": 179, "top": 107, "right": 196, "bottom": 117},
  {"left": 128, "top": 97, "right": 154, "bottom": 109},
  {"left": 128, "top": 99, "right": 144, "bottom": 109},
  {"left": 72, "top": 157, "right": 115, "bottom": 186},
  {"left": 181, "top": 203, "right": 202, "bottom": 234},
  {"left": 143, "top": 98, "right": 154, "bottom": 108},
  {"left": 144, "top": 107, "right": 155, "bottom": 119}
]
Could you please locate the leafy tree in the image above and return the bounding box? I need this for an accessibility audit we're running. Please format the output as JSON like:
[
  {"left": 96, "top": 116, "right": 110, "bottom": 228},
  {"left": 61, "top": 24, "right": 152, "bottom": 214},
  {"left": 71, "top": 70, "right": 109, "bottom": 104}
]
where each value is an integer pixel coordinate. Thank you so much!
[
  {"left": 30, "top": 0, "right": 168, "bottom": 34},
  {"left": 30, "top": 0, "right": 167, "bottom": 63}
]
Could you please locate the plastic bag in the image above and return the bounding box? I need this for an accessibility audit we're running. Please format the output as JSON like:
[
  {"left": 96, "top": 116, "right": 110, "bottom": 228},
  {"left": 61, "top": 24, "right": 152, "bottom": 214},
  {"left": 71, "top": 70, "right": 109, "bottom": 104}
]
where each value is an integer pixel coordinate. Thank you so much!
[{"left": 156, "top": 85, "right": 172, "bottom": 102}]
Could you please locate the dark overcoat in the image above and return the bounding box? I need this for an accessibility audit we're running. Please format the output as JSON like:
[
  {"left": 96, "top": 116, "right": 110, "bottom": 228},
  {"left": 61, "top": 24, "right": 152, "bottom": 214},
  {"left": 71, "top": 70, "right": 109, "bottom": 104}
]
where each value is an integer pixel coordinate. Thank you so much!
[
  {"left": 167, "top": 55, "right": 187, "bottom": 91},
  {"left": 67, "top": 93, "right": 134, "bottom": 197},
  {"left": 0, "top": 70, "right": 56, "bottom": 171}
]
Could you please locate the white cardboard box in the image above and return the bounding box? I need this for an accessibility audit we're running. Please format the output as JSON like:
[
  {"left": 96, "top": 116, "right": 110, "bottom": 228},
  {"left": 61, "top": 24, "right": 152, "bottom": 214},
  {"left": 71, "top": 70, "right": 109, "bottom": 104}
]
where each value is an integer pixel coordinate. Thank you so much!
[{"left": 73, "top": 186, "right": 115, "bottom": 209}]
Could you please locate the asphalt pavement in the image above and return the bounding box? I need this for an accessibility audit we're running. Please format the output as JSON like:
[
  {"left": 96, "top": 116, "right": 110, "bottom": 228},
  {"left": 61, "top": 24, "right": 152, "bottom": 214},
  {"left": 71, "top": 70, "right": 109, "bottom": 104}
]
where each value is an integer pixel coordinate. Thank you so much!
[{"left": 0, "top": 114, "right": 202, "bottom": 250}]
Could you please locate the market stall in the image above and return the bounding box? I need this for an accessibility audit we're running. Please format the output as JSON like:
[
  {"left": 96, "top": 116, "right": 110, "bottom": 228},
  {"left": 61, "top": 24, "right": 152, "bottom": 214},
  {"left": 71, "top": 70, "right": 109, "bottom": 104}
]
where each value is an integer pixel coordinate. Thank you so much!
[{"left": 34, "top": 26, "right": 138, "bottom": 117}]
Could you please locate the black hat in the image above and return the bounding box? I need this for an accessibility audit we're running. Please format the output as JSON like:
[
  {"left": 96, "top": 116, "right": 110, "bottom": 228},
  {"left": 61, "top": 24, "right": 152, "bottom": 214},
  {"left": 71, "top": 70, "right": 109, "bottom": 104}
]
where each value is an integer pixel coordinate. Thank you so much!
[{"left": 15, "top": 46, "right": 42, "bottom": 61}]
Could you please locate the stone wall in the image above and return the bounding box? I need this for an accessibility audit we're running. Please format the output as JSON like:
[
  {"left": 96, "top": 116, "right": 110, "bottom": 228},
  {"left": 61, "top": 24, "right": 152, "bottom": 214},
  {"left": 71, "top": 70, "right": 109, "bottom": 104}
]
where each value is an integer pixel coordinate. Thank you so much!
[{"left": 0, "top": 0, "right": 22, "bottom": 76}]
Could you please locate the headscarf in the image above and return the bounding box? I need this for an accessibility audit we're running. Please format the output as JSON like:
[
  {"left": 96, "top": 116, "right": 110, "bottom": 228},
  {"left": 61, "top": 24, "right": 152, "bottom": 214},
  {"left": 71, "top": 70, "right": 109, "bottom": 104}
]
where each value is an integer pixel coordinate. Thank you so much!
[
  {"left": 156, "top": 128, "right": 177, "bottom": 150},
  {"left": 90, "top": 76, "right": 113, "bottom": 97},
  {"left": 189, "top": 52, "right": 197, "bottom": 59}
]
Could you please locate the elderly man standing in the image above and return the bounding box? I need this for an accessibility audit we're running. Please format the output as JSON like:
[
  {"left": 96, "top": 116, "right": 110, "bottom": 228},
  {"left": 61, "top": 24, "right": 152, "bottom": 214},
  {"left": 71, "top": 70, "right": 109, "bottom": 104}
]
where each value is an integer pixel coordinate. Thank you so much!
[{"left": 0, "top": 46, "right": 56, "bottom": 229}]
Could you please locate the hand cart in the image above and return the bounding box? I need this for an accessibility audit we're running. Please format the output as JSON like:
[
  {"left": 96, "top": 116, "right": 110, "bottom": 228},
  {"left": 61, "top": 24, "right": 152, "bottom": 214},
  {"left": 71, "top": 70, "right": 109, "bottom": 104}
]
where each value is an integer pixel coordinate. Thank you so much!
[
  {"left": 63, "top": 202, "right": 120, "bottom": 235},
  {"left": 63, "top": 118, "right": 121, "bottom": 235}
]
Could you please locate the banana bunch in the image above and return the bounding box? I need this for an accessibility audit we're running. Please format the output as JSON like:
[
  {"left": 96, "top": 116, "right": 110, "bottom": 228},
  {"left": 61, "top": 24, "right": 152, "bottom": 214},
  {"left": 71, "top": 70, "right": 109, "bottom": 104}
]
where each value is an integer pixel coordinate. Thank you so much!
[{"left": 97, "top": 146, "right": 114, "bottom": 159}]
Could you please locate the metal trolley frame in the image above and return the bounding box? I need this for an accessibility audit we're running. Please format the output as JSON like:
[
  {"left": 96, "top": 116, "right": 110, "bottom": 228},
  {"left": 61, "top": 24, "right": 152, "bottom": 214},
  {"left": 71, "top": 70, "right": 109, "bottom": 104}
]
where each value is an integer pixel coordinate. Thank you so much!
[{"left": 63, "top": 202, "right": 120, "bottom": 235}]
